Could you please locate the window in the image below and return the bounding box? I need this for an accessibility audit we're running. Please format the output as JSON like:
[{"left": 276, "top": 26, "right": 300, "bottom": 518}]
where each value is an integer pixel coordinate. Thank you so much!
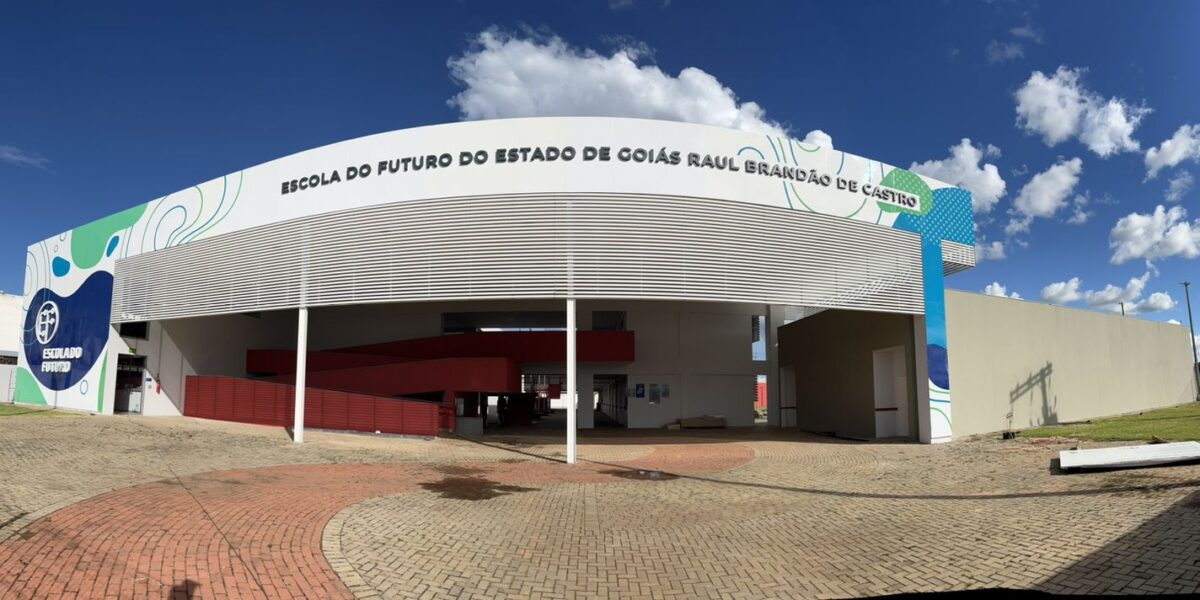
[
  {"left": 119, "top": 321, "right": 149, "bottom": 340},
  {"left": 751, "top": 315, "right": 766, "bottom": 361},
  {"left": 592, "top": 311, "right": 626, "bottom": 331},
  {"left": 442, "top": 311, "right": 565, "bottom": 334},
  {"left": 0, "top": 354, "right": 16, "bottom": 366}
]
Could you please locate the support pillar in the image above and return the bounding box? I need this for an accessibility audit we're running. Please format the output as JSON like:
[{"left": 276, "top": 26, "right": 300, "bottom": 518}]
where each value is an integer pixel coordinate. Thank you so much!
[
  {"left": 566, "top": 298, "right": 577, "bottom": 464},
  {"left": 765, "top": 304, "right": 785, "bottom": 427},
  {"left": 293, "top": 307, "right": 308, "bottom": 443},
  {"left": 918, "top": 238, "right": 952, "bottom": 443}
]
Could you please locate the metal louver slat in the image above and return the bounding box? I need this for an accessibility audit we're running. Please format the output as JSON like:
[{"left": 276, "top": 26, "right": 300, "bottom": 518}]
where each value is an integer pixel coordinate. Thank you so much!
[{"left": 112, "top": 193, "right": 937, "bottom": 322}]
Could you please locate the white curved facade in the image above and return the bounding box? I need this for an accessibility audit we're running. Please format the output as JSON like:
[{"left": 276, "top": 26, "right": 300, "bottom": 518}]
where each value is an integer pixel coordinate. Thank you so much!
[{"left": 17, "top": 117, "right": 975, "bottom": 441}]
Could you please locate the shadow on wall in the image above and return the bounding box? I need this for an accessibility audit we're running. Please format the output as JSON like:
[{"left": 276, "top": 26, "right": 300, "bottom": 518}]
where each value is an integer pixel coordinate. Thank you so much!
[
  {"left": 1010, "top": 362, "right": 1057, "bottom": 429},
  {"left": 1036, "top": 490, "right": 1200, "bottom": 594}
]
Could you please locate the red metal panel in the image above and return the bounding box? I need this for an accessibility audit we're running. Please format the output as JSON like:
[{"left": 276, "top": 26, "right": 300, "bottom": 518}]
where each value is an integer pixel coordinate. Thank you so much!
[
  {"left": 183, "top": 377, "right": 200, "bottom": 417},
  {"left": 214, "top": 378, "right": 236, "bottom": 421},
  {"left": 183, "top": 375, "right": 444, "bottom": 437},
  {"left": 305, "top": 388, "right": 324, "bottom": 430},
  {"left": 373, "top": 399, "right": 404, "bottom": 434},
  {"left": 279, "top": 384, "right": 293, "bottom": 427},
  {"left": 233, "top": 379, "right": 255, "bottom": 423},
  {"left": 249, "top": 330, "right": 637, "bottom": 376},
  {"left": 251, "top": 381, "right": 274, "bottom": 424},
  {"left": 322, "top": 390, "right": 349, "bottom": 431},
  {"left": 302, "top": 357, "right": 520, "bottom": 398},
  {"left": 346, "top": 394, "right": 375, "bottom": 433},
  {"left": 191, "top": 377, "right": 211, "bottom": 419}
]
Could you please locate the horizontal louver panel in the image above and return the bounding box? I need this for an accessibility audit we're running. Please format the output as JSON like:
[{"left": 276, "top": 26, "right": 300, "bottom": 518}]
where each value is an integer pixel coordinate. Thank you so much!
[{"left": 113, "top": 193, "right": 939, "bottom": 321}]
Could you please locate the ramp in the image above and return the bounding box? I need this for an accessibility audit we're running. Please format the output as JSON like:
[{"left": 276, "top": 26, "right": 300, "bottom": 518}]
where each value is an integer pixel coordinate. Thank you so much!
[{"left": 1059, "top": 441, "right": 1200, "bottom": 470}]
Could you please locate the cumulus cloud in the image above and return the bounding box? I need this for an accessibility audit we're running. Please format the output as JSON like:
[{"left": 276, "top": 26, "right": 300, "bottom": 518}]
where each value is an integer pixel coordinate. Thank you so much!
[
  {"left": 1144, "top": 124, "right": 1200, "bottom": 179},
  {"left": 986, "top": 40, "right": 1024, "bottom": 64},
  {"left": 1041, "top": 272, "right": 1175, "bottom": 314},
  {"left": 447, "top": 30, "right": 787, "bottom": 136},
  {"left": 1166, "top": 171, "right": 1194, "bottom": 202},
  {"left": 1014, "top": 66, "right": 1150, "bottom": 157},
  {"left": 1131, "top": 292, "right": 1176, "bottom": 314},
  {"left": 801, "top": 129, "right": 833, "bottom": 148},
  {"left": 984, "top": 282, "right": 1021, "bottom": 299},
  {"left": 0, "top": 145, "right": 49, "bottom": 169},
  {"left": 1006, "top": 157, "right": 1083, "bottom": 234},
  {"left": 910, "top": 139, "right": 1006, "bottom": 213},
  {"left": 1109, "top": 204, "right": 1200, "bottom": 264},
  {"left": 975, "top": 240, "right": 1006, "bottom": 261},
  {"left": 1066, "top": 192, "right": 1093, "bottom": 225},
  {"left": 1083, "top": 271, "right": 1149, "bottom": 312},
  {"left": 1041, "top": 277, "right": 1082, "bottom": 304}
]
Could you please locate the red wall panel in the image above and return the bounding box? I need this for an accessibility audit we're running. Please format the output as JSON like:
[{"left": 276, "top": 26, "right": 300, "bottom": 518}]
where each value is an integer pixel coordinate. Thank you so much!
[
  {"left": 346, "top": 396, "right": 375, "bottom": 433},
  {"left": 248, "top": 330, "right": 636, "bottom": 376},
  {"left": 183, "top": 376, "right": 441, "bottom": 437}
]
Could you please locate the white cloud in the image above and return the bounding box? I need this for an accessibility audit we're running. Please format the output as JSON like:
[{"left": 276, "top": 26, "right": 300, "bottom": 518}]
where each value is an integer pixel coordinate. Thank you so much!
[
  {"left": 1014, "top": 66, "right": 1150, "bottom": 157},
  {"left": 447, "top": 30, "right": 787, "bottom": 136},
  {"left": 1083, "top": 271, "right": 1149, "bottom": 311},
  {"left": 975, "top": 240, "right": 1006, "bottom": 261},
  {"left": 1166, "top": 171, "right": 1194, "bottom": 202},
  {"left": 1041, "top": 277, "right": 1082, "bottom": 304},
  {"left": 910, "top": 138, "right": 1007, "bottom": 213},
  {"left": 1041, "top": 272, "right": 1175, "bottom": 314},
  {"left": 1006, "top": 157, "right": 1083, "bottom": 234},
  {"left": 984, "top": 282, "right": 1021, "bottom": 299},
  {"left": 1131, "top": 291, "right": 1176, "bottom": 314},
  {"left": 1145, "top": 124, "right": 1200, "bottom": 178},
  {"left": 0, "top": 145, "right": 49, "bottom": 169},
  {"left": 801, "top": 129, "right": 833, "bottom": 148},
  {"left": 1168, "top": 319, "right": 1182, "bottom": 325},
  {"left": 986, "top": 40, "right": 1024, "bottom": 64},
  {"left": 1010, "top": 25, "right": 1044, "bottom": 44},
  {"left": 1066, "top": 191, "right": 1093, "bottom": 225},
  {"left": 1109, "top": 204, "right": 1200, "bottom": 264}
]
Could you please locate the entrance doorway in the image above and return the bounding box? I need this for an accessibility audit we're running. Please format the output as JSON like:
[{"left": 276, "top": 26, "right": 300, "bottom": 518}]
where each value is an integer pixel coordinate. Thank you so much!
[
  {"left": 872, "top": 346, "right": 909, "bottom": 438},
  {"left": 114, "top": 354, "right": 146, "bottom": 414},
  {"left": 593, "top": 374, "right": 627, "bottom": 427}
]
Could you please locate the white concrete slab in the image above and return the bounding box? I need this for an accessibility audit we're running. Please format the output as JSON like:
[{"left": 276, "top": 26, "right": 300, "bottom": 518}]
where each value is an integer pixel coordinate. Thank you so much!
[{"left": 1059, "top": 441, "right": 1200, "bottom": 470}]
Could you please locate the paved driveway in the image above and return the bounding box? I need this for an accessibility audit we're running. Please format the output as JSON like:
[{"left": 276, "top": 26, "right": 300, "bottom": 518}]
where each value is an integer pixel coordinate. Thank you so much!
[{"left": 0, "top": 413, "right": 1198, "bottom": 598}]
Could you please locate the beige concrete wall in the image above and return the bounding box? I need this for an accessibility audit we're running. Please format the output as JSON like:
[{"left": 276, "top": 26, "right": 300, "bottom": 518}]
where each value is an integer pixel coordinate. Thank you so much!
[
  {"left": 946, "top": 290, "right": 1197, "bottom": 437},
  {"left": 778, "top": 310, "right": 917, "bottom": 440},
  {"left": 0, "top": 294, "right": 21, "bottom": 355}
]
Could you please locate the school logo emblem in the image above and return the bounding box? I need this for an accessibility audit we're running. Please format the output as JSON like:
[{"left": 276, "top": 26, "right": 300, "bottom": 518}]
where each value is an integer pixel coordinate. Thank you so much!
[{"left": 35, "top": 300, "right": 60, "bottom": 344}]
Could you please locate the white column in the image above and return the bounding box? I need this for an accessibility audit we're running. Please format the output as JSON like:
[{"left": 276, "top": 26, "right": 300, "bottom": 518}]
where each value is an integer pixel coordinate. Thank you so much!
[
  {"left": 293, "top": 307, "right": 308, "bottom": 443},
  {"left": 765, "top": 305, "right": 784, "bottom": 427},
  {"left": 566, "top": 298, "right": 577, "bottom": 464}
]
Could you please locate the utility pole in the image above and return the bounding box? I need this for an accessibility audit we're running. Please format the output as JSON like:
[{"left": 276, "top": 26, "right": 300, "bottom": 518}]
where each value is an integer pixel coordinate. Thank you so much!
[
  {"left": 1184, "top": 282, "right": 1199, "bottom": 400},
  {"left": 1119, "top": 302, "right": 1125, "bottom": 316}
]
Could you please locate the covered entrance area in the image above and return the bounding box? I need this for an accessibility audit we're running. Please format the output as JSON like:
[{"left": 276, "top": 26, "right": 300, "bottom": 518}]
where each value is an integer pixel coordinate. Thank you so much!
[{"left": 774, "top": 309, "right": 922, "bottom": 441}]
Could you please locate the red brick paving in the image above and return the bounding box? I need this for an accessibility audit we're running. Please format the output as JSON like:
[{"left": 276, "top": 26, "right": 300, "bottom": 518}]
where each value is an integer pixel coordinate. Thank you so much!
[{"left": 0, "top": 444, "right": 753, "bottom": 599}]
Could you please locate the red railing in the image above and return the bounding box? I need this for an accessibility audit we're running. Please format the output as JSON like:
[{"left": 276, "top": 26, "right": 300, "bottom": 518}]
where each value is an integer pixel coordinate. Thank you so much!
[{"left": 183, "top": 375, "right": 440, "bottom": 437}]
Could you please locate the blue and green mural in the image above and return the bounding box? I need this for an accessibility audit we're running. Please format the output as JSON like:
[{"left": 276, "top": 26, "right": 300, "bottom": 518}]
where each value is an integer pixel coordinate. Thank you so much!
[{"left": 745, "top": 134, "right": 974, "bottom": 442}]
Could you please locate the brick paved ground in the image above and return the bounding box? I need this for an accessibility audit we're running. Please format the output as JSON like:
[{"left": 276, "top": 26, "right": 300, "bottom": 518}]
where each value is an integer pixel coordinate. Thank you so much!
[{"left": 1, "top": 412, "right": 1199, "bottom": 598}]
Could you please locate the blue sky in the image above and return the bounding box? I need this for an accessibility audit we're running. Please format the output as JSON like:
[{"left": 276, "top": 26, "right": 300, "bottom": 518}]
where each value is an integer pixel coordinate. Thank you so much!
[{"left": 2, "top": 1, "right": 1199, "bottom": 323}]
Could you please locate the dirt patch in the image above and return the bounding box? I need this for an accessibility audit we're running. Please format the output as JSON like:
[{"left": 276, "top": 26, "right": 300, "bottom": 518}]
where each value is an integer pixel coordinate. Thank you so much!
[
  {"left": 419, "top": 477, "right": 537, "bottom": 501},
  {"left": 431, "top": 465, "right": 486, "bottom": 477},
  {"left": 600, "top": 469, "right": 680, "bottom": 481}
]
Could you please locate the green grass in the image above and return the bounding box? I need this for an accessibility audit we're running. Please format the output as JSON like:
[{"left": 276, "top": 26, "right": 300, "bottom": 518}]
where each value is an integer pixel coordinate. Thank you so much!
[
  {"left": 1018, "top": 403, "right": 1200, "bottom": 442},
  {"left": 0, "top": 403, "right": 79, "bottom": 417}
]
